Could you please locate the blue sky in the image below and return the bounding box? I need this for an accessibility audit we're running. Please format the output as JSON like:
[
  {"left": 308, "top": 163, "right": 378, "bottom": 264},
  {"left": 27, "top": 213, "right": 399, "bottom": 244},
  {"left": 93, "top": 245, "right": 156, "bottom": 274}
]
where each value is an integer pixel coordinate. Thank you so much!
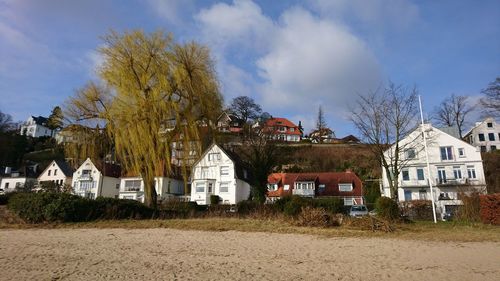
[{"left": 0, "top": 0, "right": 498, "bottom": 136}]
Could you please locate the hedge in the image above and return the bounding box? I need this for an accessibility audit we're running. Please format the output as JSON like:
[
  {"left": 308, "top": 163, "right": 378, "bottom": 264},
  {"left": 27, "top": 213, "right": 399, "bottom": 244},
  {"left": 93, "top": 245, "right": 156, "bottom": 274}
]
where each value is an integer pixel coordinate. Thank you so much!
[
  {"left": 479, "top": 193, "right": 500, "bottom": 225},
  {"left": 375, "top": 197, "right": 400, "bottom": 221},
  {"left": 7, "top": 192, "right": 154, "bottom": 223}
]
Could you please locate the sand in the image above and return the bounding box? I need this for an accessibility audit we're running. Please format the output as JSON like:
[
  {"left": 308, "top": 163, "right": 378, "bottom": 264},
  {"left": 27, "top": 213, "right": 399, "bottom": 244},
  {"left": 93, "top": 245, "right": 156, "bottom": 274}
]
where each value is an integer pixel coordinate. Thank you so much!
[{"left": 0, "top": 228, "right": 499, "bottom": 281}]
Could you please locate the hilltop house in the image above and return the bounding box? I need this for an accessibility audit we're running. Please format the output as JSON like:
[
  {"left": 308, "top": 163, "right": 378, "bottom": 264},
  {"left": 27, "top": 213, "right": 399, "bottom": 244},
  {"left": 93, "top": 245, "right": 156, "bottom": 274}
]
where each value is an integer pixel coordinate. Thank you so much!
[
  {"left": 464, "top": 117, "right": 500, "bottom": 152},
  {"left": 216, "top": 112, "right": 244, "bottom": 133},
  {"left": 258, "top": 117, "right": 301, "bottom": 142},
  {"left": 119, "top": 176, "right": 184, "bottom": 202},
  {"left": 71, "top": 158, "right": 121, "bottom": 199},
  {"left": 37, "top": 160, "right": 74, "bottom": 189},
  {"left": 381, "top": 124, "right": 487, "bottom": 218},
  {"left": 19, "top": 116, "right": 53, "bottom": 138},
  {"left": 309, "top": 128, "right": 336, "bottom": 143},
  {"left": 190, "top": 143, "right": 251, "bottom": 205},
  {"left": 266, "top": 171, "right": 364, "bottom": 205}
]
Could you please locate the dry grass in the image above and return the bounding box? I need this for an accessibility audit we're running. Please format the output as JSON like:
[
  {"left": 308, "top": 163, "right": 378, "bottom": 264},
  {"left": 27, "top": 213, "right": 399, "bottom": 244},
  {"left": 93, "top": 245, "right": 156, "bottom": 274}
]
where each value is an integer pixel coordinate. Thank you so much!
[{"left": 2, "top": 217, "right": 499, "bottom": 242}]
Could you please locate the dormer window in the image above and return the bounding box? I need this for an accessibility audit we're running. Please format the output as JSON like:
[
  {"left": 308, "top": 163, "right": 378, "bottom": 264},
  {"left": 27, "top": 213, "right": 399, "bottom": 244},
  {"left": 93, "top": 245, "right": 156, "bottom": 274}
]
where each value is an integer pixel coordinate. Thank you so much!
[
  {"left": 267, "top": 184, "right": 278, "bottom": 191},
  {"left": 339, "top": 183, "right": 353, "bottom": 192}
]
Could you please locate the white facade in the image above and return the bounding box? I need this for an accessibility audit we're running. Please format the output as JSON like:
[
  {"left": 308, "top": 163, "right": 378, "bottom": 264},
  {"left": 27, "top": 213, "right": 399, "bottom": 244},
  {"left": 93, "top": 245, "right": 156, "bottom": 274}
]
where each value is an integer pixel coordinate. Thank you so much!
[
  {"left": 190, "top": 143, "right": 251, "bottom": 205},
  {"left": 37, "top": 160, "right": 72, "bottom": 187},
  {"left": 71, "top": 158, "right": 120, "bottom": 199},
  {"left": 0, "top": 177, "right": 36, "bottom": 193},
  {"left": 19, "top": 116, "right": 53, "bottom": 138},
  {"left": 464, "top": 117, "right": 500, "bottom": 152},
  {"left": 381, "top": 124, "right": 487, "bottom": 218},
  {"left": 119, "top": 176, "right": 184, "bottom": 202}
]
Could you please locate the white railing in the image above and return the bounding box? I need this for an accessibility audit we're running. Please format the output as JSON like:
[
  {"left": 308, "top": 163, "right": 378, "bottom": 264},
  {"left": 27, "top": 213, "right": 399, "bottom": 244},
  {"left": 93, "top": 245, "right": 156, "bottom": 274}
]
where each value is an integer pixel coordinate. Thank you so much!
[{"left": 292, "top": 189, "right": 315, "bottom": 196}]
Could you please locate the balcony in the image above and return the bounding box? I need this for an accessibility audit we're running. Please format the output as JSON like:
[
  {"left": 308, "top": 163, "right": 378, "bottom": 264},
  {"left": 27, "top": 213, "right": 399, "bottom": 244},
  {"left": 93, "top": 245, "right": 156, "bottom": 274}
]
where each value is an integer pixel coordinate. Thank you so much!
[
  {"left": 121, "top": 187, "right": 142, "bottom": 192},
  {"left": 435, "top": 178, "right": 468, "bottom": 186},
  {"left": 292, "top": 189, "right": 315, "bottom": 197}
]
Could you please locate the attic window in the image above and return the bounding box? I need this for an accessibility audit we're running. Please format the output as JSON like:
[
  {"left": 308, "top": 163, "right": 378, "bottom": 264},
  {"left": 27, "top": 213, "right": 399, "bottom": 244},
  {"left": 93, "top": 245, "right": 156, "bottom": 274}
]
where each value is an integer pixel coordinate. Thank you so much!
[
  {"left": 208, "top": 153, "right": 221, "bottom": 161},
  {"left": 487, "top": 122, "right": 493, "bottom": 128},
  {"left": 339, "top": 183, "right": 353, "bottom": 192}
]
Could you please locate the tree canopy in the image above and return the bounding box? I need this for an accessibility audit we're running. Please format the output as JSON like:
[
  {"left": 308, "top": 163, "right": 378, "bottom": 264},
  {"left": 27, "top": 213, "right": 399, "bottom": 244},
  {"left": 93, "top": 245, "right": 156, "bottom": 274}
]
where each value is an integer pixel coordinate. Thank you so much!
[
  {"left": 479, "top": 77, "right": 500, "bottom": 119},
  {"left": 229, "top": 96, "right": 262, "bottom": 123},
  {"left": 47, "top": 106, "right": 64, "bottom": 130}
]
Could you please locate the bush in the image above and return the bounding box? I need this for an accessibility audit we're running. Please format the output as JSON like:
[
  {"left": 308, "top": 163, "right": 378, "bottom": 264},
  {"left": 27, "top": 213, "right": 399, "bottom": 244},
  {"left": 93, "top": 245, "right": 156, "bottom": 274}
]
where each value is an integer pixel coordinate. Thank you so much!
[
  {"left": 283, "top": 196, "right": 309, "bottom": 216},
  {"left": 295, "top": 206, "right": 340, "bottom": 227},
  {"left": 400, "top": 200, "right": 433, "bottom": 220},
  {"left": 236, "top": 200, "right": 259, "bottom": 215},
  {"left": 210, "top": 195, "right": 220, "bottom": 205},
  {"left": 313, "top": 198, "right": 343, "bottom": 214},
  {"left": 479, "top": 193, "right": 500, "bottom": 225},
  {"left": 0, "top": 194, "right": 7, "bottom": 205},
  {"left": 375, "top": 197, "right": 400, "bottom": 221},
  {"left": 456, "top": 192, "right": 481, "bottom": 223},
  {"left": 7, "top": 192, "right": 154, "bottom": 223},
  {"left": 159, "top": 200, "right": 200, "bottom": 218}
]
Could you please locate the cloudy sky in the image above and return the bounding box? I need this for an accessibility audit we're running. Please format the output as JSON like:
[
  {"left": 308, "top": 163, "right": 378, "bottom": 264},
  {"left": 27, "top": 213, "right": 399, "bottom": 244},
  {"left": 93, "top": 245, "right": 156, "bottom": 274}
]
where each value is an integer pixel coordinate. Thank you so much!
[{"left": 0, "top": 0, "right": 499, "bottom": 136}]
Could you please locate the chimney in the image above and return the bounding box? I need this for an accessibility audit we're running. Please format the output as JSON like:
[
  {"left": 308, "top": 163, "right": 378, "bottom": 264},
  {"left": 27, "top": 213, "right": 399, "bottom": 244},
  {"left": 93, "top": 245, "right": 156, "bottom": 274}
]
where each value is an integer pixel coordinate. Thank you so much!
[{"left": 345, "top": 169, "right": 352, "bottom": 173}]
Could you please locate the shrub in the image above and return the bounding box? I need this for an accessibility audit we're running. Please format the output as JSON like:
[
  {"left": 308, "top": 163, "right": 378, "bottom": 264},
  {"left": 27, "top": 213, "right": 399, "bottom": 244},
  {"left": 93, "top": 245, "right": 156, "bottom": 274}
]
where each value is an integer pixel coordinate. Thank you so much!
[
  {"left": 295, "top": 206, "right": 340, "bottom": 227},
  {"left": 159, "top": 200, "right": 200, "bottom": 218},
  {"left": 400, "top": 200, "right": 433, "bottom": 220},
  {"left": 313, "top": 198, "right": 343, "bottom": 214},
  {"left": 236, "top": 200, "right": 259, "bottom": 215},
  {"left": 210, "top": 195, "right": 220, "bottom": 205},
  {"left": 479, "top": 193, "right": 500, "bottom": 225},
  {"left": 283, "top": 196, "right": 309, "bottom": 217},
  {"left": 375, "top": 197, "right": 400, "bottom": 221},
  {"left": 456, "top": 192, "right": 481, "bottom": 223},
  {"left": 0, "top": 194, "right": 7, "bottom": 205}
]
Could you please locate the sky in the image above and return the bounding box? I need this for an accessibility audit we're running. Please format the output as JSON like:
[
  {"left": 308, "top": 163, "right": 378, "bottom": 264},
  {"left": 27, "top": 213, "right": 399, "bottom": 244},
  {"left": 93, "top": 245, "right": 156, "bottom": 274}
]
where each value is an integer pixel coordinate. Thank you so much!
[{"left": 0, "top": 0, "right": 499, "bottom": 136}]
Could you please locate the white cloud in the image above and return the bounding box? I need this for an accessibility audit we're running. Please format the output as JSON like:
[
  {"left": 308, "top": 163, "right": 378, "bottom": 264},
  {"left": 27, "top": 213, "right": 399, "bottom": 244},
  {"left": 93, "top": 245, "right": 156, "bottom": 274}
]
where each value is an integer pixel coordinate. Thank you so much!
[{"left": 147, "top": 0, "right": 195, "bottom": 26}]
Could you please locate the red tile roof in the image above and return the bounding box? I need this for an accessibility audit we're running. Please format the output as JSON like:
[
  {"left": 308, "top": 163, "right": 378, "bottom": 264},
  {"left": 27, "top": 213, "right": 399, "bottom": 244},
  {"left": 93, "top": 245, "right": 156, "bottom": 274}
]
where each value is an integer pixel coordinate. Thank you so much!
[
  {"left": 267, "top": 171, "right": 363, "bottom": 198},
  {"left": 263, "top": 117, "right": 301, "bottom": 136}
]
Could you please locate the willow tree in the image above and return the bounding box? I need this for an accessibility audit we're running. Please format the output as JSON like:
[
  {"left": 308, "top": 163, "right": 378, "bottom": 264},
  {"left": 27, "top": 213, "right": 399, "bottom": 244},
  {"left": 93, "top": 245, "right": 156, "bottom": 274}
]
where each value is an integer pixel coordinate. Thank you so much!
[{"left": 93, "top": 30, "right": 222, "bottom": 208}]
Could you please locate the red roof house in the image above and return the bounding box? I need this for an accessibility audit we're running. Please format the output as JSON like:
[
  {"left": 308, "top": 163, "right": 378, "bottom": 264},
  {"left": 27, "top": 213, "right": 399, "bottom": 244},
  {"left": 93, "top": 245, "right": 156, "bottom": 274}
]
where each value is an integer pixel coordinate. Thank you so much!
[
  {"left": 266, "top": 171, "right": 364, "bottom": 205},
  {"left": 260, "top": 117, "right": 301, "bottom": 142}
]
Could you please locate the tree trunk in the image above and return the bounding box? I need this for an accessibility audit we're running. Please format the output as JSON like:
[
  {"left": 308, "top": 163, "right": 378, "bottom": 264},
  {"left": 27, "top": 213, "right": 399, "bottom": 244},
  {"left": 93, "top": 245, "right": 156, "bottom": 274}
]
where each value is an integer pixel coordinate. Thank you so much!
[{"left": 143, "top": 176, "right": 157, "bottom": 209}]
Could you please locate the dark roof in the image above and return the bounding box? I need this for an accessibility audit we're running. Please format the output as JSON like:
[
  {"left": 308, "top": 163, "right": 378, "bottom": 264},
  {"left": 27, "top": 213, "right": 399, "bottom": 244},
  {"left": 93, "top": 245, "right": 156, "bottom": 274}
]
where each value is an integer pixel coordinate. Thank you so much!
[
  {"left": 54, "top": 160, "right": 74, "bottom": 177},
  {"left": 32, "top": 116, "right": 49, "bottom": 126},
  {"left": 218, "top": 144, "right": 252, "bottom": 183}
]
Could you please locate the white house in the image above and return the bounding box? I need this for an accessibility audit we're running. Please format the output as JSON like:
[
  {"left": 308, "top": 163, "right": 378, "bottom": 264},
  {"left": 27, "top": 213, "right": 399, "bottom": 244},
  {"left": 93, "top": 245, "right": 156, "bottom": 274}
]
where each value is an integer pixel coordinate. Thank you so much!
[
  {"left": 37, "top": 160, "right": 74, "bottom": 188},
  {"left": 119, "top": 176, "right": 184, "bottom": 202},
  {"left": 0, "top": 166, "right": 38, "bottom": 193},
  {"left": 464, "top": 117, "right": 500, "bottom": 152},
  {"left": 19, "top": 116, "right": 53, "bottom": 138},
  {"left": 72, "top": 158, "right": 121, "bottom": 199},
  {"left": 381, "top": 124, "right": 487, "bottom": 218},
  {"left": 190, "top": 143, "right": 251, "bottom": 205}
]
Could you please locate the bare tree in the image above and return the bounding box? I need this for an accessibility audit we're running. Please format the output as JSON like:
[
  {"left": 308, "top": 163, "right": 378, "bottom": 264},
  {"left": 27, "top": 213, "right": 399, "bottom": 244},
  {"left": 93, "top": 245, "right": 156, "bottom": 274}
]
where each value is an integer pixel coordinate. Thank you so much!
[
  {"left": 313, "top": 106, "right": 328, "bottom": 143},
  {"left": 433, "top": 94, "right": 474, "bottom": 138},
  {"left": 0, "top": 110, "right": 15, "bottom": 133},
  {"left": 229, "top": 96, "right": 262, "bottom": 124},
  {"left": 479, "top": 77, "right": 500, "bottom": 119},
  {"left": 350, "top": 83, "right": 419, "bottom": 200}
]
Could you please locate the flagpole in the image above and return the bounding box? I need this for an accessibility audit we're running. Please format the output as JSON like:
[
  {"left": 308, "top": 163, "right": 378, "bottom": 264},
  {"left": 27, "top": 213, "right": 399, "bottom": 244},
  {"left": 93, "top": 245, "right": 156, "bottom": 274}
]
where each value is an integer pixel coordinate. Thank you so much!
[{"left": 419, "top": 95, "right": 437, "bottom": 223}]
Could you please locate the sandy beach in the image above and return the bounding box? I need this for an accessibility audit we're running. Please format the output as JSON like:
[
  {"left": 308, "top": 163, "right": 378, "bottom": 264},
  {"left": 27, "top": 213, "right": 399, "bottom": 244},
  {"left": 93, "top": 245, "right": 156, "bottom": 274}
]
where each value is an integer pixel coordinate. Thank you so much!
[{"left": 0, "top": 228, "right": 499, "bottom": 280}]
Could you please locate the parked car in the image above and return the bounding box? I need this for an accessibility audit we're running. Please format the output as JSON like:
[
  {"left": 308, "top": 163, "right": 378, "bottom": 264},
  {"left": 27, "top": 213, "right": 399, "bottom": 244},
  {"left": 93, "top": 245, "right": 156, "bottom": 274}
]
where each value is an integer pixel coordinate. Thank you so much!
[{"left": 349, "top": 205, "right": 368, "bottom": 217}]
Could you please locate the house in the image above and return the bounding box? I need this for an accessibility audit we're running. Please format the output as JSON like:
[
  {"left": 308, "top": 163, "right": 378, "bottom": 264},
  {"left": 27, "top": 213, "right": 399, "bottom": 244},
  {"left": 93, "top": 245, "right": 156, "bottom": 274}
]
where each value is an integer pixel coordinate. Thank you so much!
[
  {"left": 464, "top": 117, "right": 500, "bottom": 152},
  {"left": 119, "top": 176, "right": 184, "bottom": 202},
  {"left": 216, "top": 112, "right": 244, "bottom": 133},
  {"left": 259, "top": 117, "right": 301, "bottom": 142},
  {"left": 37, "top": 160, "right": 74, "bottom": 189},
  {"left": 0, "top": 165, "right": 38, "bottom": 193},
  {"left": 19, "top": 116, "right": 53, "bottom": 138},
  {"left": 309, "top": 128, "right": 336, "bottom": 143},
  {"left": 190, "top": 143, "right": 251, "bottom": 205},
  {"left": 71, "top": 158, "right": 121, "bottom": 199},
  {"left": 381, "top": 124, "right": 487, "bottom": 218},
  {"left": 266, "top": 171, "right": 364, "bottom": 205}
]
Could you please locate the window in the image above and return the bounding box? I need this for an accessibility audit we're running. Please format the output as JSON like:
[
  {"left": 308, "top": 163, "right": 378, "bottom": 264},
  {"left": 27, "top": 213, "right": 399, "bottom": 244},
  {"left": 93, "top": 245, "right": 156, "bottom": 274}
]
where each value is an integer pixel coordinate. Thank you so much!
[
  {"left": 220, "top": 166, "right": 229, "bottom": 176},
  {"left": 201, "top": 167, "right": 209, "bottom": 178},
  {"left": 440, "top": 146, "right": 453, "bottom": 160},
  {"left": 318, "top": 184, "right": 325, "bottom": 192},
  {"left": 402, "top": 170, "right": 410, "bottom": 181},
  {"left": 419, "top": 190, "right": 427, "bottom": 200},
  {"left": 491, "top": 145, "right": 497, "bottom": 151},
  {"left": 487, "top": 122, "right": 493, "bottom": 128},
  {"left": 208, "top": 183, "right": 213, "bottom": 193},
  {"left": 4, "top": 182, "right": 9, "bottom": 189},
  {"left": 290, "top": 128, "right": 295, "bottom": 132},
  {"left": 467, "top": 166, "right": 476, "bottom": 179},
  {"left": 195, "top": 182, "right": 205, "bottom": 193},
  {"left": 208, "top": 153, "right": 221, "bottom": 161},
  {"left": 284, "top": 184, "right": 290, "bottom": 191},
  {"left": 478, "top": 134, "right": 485, "bottom": 141},
  {"left": 124, "top": 180, "right": 141, "bottom": 191},
  {"left": 480, "top": 146, "right": 487, "bottom": 152},
  {"left": 115, "top": 183, "right": 120, "bottom": 189},
  {"left": 279, "top": 126, "right": 286, "bottom": 132},
  {"left": 437, "top": 168, "right": 447, "bottom": 184},
  {"left": 488, "top": 133, "right": 495, "bottom": 141},
  {"left": 82, "top": 169, "right": 91, "bottom": 177},
  {"left": 339, "top": 183, "right": 353, "bottom": 192},
  {"left": 458, "top": 148, "right": 465, "bottom": 157},
  {"left": 79, "top": 181, "right": 95, "bottom": 191},
  {"left": 267, "top": 184, "right": 278, "bottom": 191},
  {"left": 405, "top": 148, "right": 416, "bottom": 159},
  {"left": 453, "top": 166, "right": 462, "bottom": 179},
  {"left": 54, "top": 169, "right": 57, "bottom": 176},
  {"left": 344, "top": 198, "right": 353, "bottom": 206},
  {"left": 48, "top": 170, "right": 51, "bottom": 176},
  {"left": 219, "top": 182, "right": 229, "bottom": 193},
  {"left": 404, "top": 190, "right": 412, "bottom": 201},
  {"left": 417, "top": 168, "right": 425, "bottom": 181}
]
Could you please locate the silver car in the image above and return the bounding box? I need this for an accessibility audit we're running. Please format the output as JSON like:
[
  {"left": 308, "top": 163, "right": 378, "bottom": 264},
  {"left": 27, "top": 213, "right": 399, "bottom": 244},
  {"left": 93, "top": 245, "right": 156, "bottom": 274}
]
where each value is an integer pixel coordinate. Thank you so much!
[{"left": 349, "top": 205, "right": 368, "bottom": 217}]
